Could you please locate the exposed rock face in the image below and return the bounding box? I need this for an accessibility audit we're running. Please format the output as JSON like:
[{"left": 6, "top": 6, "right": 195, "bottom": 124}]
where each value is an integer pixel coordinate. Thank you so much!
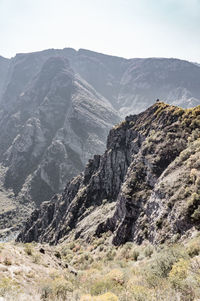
[
  {"left": 17, "top": 102, "right": 200, "bottom": 245},
  {"left": 0, "top": 56, "right": 119, "bottom": 205}
]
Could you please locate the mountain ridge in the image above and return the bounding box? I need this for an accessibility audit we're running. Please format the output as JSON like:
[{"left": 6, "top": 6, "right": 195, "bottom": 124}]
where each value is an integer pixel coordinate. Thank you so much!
[{"left": 17, "top": 102, "right": 200, "bottom": 245}]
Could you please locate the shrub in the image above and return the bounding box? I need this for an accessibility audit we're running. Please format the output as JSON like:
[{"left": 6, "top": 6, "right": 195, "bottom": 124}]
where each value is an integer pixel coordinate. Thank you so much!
[
  {"left": 186, "top": 193, "right": 200, "bottom": 218},
  {"left": 190, "top": 169, "right": 198, "bottom": 183},
  {"left": 132, "top": 249, "right": 140, "bottom": 261},
  {"left": 184, "top": 187, "right": 191, "bottom": 198},
  {"left": 106, "top": 269, "right": 124, "bottom": 285},
  {"left": 148, "top": 246, "right": 188, "bottom": 278},
  {"left": 79, "top": 268, "right": 100, "bottom": 288},
  {"left": 41, "top": 283, "right": 53, "bottom": 300},
  {"left": 90, "top": 278, "right": 113, "bottom": 295},
  {"left": 187, "top": 241, "right": 200, "bottom": 257},
  {"left": 80, "top": 292, "right": 118, "bottom": 301},
  {"left": 156, "top": 218, "right": 163, "bottom": 229},
  {"left": 53, "top": 277, "right": 73, "bottom": 297},
  {"left": 195, "top": 177, "right": 200, "bottom": 188},
  {"left": 24, "top": 243, "right": 33, "bottom": 255},
  {"left": 127, "top": 284, "right": 151, "bottom": 301},
  {"left": 118, "top": 243, "right": 140, "bottom": 261},
  {"left": 106, "top": 250, "right": 116, "bottom": 261},
  {"left": 0, "top": 277, "right": 20, "bottom": 296},
  {"left": 40, "top": 277, "right": 73, "bottom": 300},
  {"left": 32, "top": 253, "right": 40, "bottom": 264},
  {"left": 187, "top": 193, "right": 199, "bottom": 207},
  {"left": 80, "top": 295, "right": 93, "bottom": 301},
  {"left": 191, "top": 206, "right": 200, "bottom": 221},
  {"left": 168, "top": 259, "right": 189, "bottom": 288},
  {"left": 144, "top": 245, "right": 154, "bottom": 258},
  {"left": 3, "top": 257, "right": 12, "bottom": 266},
  {"left": 90, "top": 269, "right": 124, "bottom": 295},
  {"left": 54, "top": 251, "right": 61, "bottom": 259},
  {"left": 97, "top": 292, "right": 118, "bottom": 301}
]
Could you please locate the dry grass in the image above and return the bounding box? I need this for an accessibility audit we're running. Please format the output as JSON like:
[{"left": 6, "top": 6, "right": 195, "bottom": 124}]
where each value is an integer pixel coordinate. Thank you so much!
[{"left": 1, "top": 235, "right": 200, "bottom": 300}]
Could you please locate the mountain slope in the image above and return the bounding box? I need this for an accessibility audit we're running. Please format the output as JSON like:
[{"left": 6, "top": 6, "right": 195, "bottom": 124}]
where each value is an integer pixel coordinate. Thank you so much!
[
  {"left": 17, "top": 102, "right": 200, "bottom": 245},
  {"left": 54, "top": 52, "right": 200, "bottom": 116},
  {"left": 1, "top": 56, "right": 119, "bottom": 203},
  {"left": 0, "top": 56, "right": 119, "bottom": 240}
]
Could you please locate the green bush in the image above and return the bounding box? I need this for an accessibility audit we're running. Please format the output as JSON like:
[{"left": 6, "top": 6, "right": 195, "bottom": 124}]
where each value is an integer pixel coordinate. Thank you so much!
[
  {"left": 144, "top": 245, "right": 154, "bottom": 258},
  {"left": 127, "top": 284, "right": 151, "bottom": 301},
  {"left": 148, "top": 246, "right": 188, "bottom": 278},
  {"left": 40, "top": 277, "right": 73, "bottom": 300},
  {"left": 191, "top": 206, "right": 200, "bottom": 221},
  {"left": 187, "top": 241, "right": 200, "bottom": 257},
  {"left": 90, "top": 279, "right": 114, "bottom": 295},
  {"left": 24, "top": 243, "right": 33, "bottom": 255},
  {"left": 132, "top": 249, "right": 140, "bottom": 261},
  {"left": 168, "top": 259, "right": 189, "bottom": 288},
  {"left": 0, "top": 277, "right": 20, "bottom": 296},
  {"left": 3, "top": 257, "right": 12, "bottom": 266}
]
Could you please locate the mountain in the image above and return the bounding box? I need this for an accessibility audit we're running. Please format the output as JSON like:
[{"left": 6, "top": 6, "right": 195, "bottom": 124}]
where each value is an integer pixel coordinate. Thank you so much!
[
  {"left": 1, "top": 48, "right": 200, "bottom": 239},
  {"left": 1, "top": 56, "right": 119, "bottom": 201},
  {"left": 117, "top": 58, "right": 200, "bottom": 116},
  {"left": 0, "top": 54, "right": 120, "bottom": 240},
  {"left": 17, "top": 102, "right": 200, "bottom": 245},
  {"left": 60, "top": 51, "right": 200, "bottom": 116},
  {"left": 2, "top": 49, "right": 200, "bottom": 115}
]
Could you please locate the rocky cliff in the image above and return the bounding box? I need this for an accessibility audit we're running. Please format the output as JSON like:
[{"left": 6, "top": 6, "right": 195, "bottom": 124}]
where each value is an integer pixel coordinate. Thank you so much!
[{"left": 17, "top": 102, "right": 200, "bottom": 245}]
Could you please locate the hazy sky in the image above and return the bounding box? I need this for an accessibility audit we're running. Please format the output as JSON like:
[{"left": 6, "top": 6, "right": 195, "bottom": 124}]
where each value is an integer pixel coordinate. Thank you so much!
[{"left": 1, "top": 0, "right": 200, "bottom": 62}]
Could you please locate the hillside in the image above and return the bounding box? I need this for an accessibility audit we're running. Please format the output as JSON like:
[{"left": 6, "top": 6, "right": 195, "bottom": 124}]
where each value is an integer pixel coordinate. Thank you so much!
[
  {"left": 17, "top": 102, "right": 200, "bottom": 246},
  {"left": 1, "top": 236, "right": 200, "bottom": 300}
]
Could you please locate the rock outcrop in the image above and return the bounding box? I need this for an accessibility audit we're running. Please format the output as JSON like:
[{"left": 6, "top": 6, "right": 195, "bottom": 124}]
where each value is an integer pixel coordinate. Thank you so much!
[{"left": 17, "top": 102, "right": 200, "bottom": 245}]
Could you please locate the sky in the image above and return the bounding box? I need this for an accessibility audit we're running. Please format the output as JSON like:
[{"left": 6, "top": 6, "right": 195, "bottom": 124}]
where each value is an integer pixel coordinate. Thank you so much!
[{"left": 1, "top": 0, "right": 200, "bottom": 62}]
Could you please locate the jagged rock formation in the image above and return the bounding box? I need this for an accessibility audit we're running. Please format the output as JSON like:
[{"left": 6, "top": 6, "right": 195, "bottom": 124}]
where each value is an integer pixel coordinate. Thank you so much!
[{"left": 17, "top": 102, "right": 200, "bottom": 245}]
